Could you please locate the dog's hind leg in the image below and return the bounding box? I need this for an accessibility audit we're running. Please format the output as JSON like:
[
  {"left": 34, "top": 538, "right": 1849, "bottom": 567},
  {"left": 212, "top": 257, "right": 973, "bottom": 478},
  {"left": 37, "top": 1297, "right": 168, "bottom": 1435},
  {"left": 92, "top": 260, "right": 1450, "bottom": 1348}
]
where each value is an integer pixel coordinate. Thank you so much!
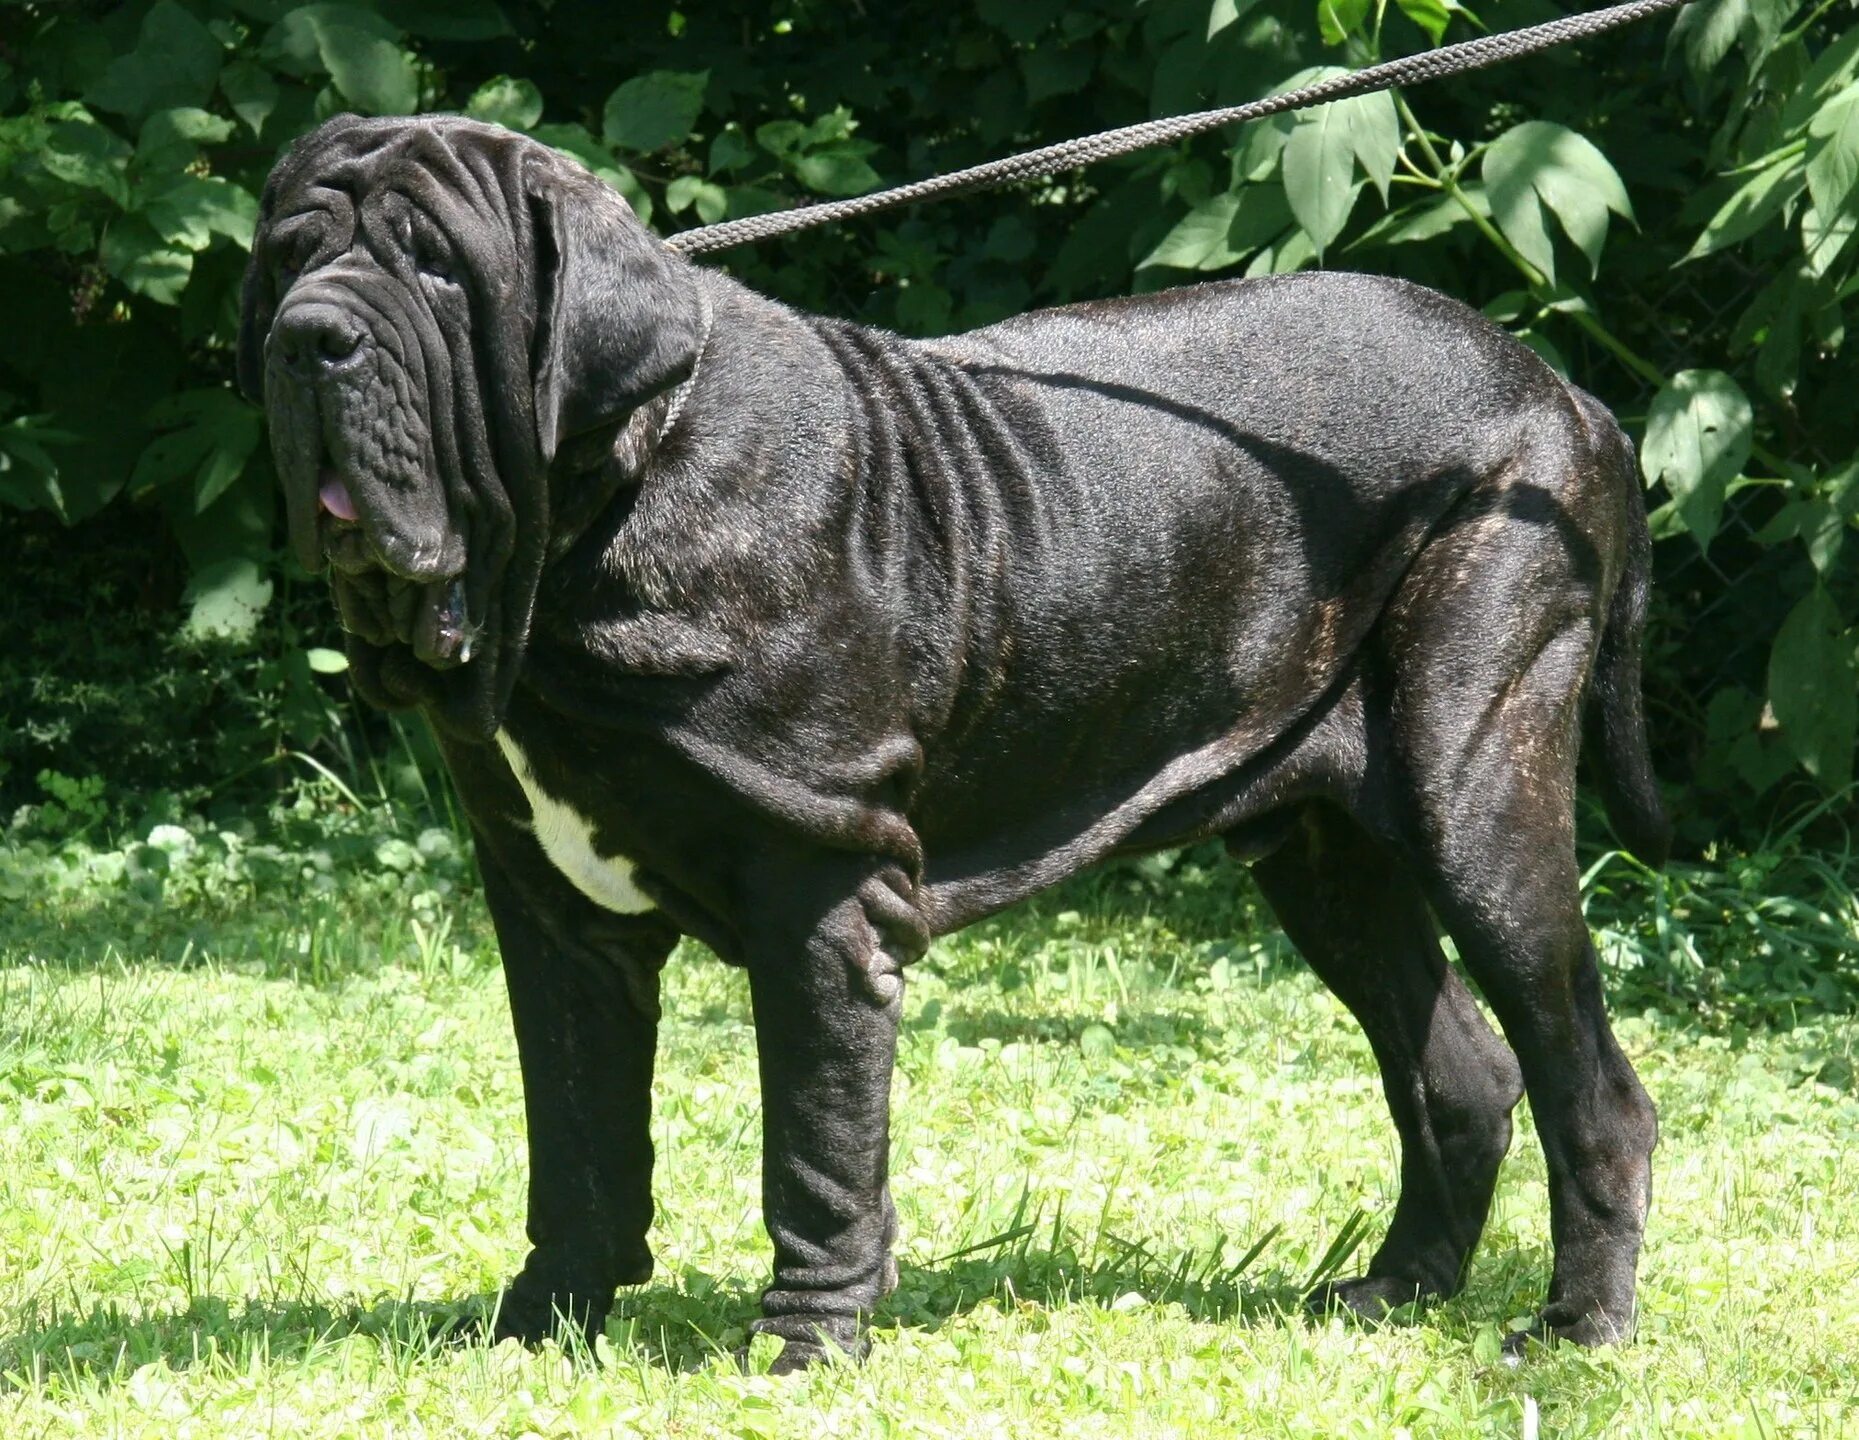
[
  {"left": 1247, "top": 804, "right": 1523, "bottom": 1319},
  {"left": 1382, "top": 467, "right": 1658, "bottom": 1351}
]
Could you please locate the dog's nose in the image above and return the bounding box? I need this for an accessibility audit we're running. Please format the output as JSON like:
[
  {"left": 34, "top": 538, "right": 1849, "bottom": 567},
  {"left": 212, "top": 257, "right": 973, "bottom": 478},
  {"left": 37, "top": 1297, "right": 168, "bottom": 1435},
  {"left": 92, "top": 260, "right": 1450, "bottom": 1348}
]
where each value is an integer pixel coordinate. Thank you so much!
[{"left": 272, "top": 303, "right": 363, "bottom": 377}]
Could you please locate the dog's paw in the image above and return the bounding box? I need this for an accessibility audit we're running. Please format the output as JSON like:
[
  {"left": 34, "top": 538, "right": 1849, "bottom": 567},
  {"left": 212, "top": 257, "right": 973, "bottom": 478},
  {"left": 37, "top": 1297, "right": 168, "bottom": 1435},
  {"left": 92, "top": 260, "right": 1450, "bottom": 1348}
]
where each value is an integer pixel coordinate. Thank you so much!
[
  {"left": 737, "top": 1313, "right": 868, "bottom": 1375},
  {"left": 488, "top": 1282, "right": 611, "bottom": 1351},
  {"left": 1500, "top": 1299, "right": 1634, "bottom": 1358},
  {"left": 1305, "top": 1274, "right": 1434, "bottom": 1324}
]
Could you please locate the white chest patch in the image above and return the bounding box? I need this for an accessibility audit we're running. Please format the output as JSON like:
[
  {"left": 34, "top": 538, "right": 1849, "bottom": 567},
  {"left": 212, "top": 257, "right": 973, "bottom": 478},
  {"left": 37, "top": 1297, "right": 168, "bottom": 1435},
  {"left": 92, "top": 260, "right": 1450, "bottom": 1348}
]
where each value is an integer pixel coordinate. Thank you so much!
[{"left": 495, "top": 730, "right": 656, "bottom": 914}]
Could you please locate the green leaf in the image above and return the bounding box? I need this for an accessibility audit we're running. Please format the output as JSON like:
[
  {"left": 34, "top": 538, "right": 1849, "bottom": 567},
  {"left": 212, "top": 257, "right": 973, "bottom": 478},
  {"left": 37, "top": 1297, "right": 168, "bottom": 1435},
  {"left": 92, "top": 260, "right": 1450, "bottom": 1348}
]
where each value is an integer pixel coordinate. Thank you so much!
[
  {"left": 984, "top": 216, "right": 1037, "bottom": 263},
  {"left": 722, "top": 185, "right": 787, "bottom": 221},
  {"left": 1768, "top": 585, "right": 1856, "bottom": 792},
  {"left": 137, "top": 107, "right": 235, "bottom": 174},
  {"left": 527, "top": 127, "right": 651, "bottom": 224},
  {"left": 1801, "top": 496, "right": 1848, "bottom": 575},
  {"left": 1804, "top": 197, "right": 1859, "bottom": 276},
  {"left": 0, "top": 415, "right": 73, "bottom": 518},
  {"left": 1670, "top": 0, "right": 1749, "bottom": 79},
  {"left": 1019, "top": 48, "right": 1089, "bottom": 110},
  {"left": 803, "top": 109, "right": 858, "bottom": 147},
  {"left": 975, "top": 0, "right": 1065, "bottom": 43},
  {"left": 1782, "top": 31, "right": 1859, "bottom": 132},
  {"left": 1340, "top": 90, "right": 1399, "bottom": 204},
  {"left": 1685, "top": 152, "right": 1806, "bottom": 261},
  {"left": 378, "top": 0, "right": 511, "bottom": 39},
  {"left": 1806, "top": 87, "right": 1859, "bottom": 222},
  {"left": 1283, "top": 105, "right": 1360, "bottom": 260},
  {"left": 263, "top": 5, "right": 418, "bottom": 116},
  {"left": 895, "top": 280, "right": 953, "bottom": 334},
  {"left": 1795, "top": 460, "right": 1859, "bottom": 575},
  {"left": 41, "top": 119, "right": 132, "bottom": 207},
  {"left": 709, "top": 128, "right": 754, "bottom": 175},
  {"left": 305, "top": 647, "right": 349, "bottom": 674},
  {"left": 1021, "top": 45, "right": 1094, "bottom": 105},
  {"left": 220, "top": 61, "right": 280, "bottom": 137},
  {"left": 1233, "top": 115, "right": 1292, "bottom": 182},
  {"left": 665, "top": 175, "right": 727, "bottom": 224},
  {"left": 1670, "top": 0, "right": 1795, "bottom": 84},
  {"left": 1207, "top": 0, "right": 1264, "bottom": 40},
  {"left": 607, "top": 166, "right": 652, "bottom": 224},
  {"left": 85, "top": 1, "right": 223, "bottom": 124},
  {"left": 1492, "top": 181, "right": 1558, "bottom": 278},
  {"left": 1248, "top": 224, "right": 1317, "bottom": 276},
  {"left": 1144, "top": 183, "right": 1294, "bottom": 273},
  {"left": 132, "top": 388, "right": 262, "bottom": 514},
  {"left": 183, "top": 557, "right": 273, "bottom": 643},
  {"left": 140, "top": 176, "right": 259, "bottom": 252},
  {"left": 755, "top": 120, "right": 807, "bottom": 160},
  {"left": 1317, "top": 0, "right": 1371, "bottom": 46},
  {"left": 531, "top": 123, "right": 626, "bottom": 189},
  {"left": 192, "top": 436, "right": 249, "bottom": 512},
  {"left": 466, "top": 76, "right": 543, "bottom": 131},
  {"left": 1396, "top": 0, "right": 1452, "bottom": 44},
  {"left": 1640, "top": 369, "right": 1753, "bottom": 549},
  {"left": 1733, "top": 264, "right": 1810, "bottom": 398},
  {"left": 162, "top": 444, "right": 274, "bottom": 570},
  {"left": 602, "top": 70, "right": 708, "bottom": 153},
  {"left": 0, "top": 461, "right": 65, "bottom": 518},
  {"left": 101, "top": 218, "right": 193, "bottom": 304},
  {"left": 1143, "top": 193, "right": 1244, "bottom": 271},
  {"left": 794, "top": 145, "right": 882, "bottom": 197},
  {"left": 1483, "top": 121, "right": 1632, "bottom": 283},
  {"left": 1352, "top": 187, "right": 1485, "bottom": 249}
]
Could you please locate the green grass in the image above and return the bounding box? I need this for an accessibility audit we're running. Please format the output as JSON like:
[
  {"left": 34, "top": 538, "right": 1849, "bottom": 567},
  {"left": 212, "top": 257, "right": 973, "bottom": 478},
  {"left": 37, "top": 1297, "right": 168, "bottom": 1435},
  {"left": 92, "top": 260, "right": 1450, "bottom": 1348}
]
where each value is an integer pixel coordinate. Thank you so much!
[{"left": 1, "top": 832, "right": 1857, "bottom": 1437}]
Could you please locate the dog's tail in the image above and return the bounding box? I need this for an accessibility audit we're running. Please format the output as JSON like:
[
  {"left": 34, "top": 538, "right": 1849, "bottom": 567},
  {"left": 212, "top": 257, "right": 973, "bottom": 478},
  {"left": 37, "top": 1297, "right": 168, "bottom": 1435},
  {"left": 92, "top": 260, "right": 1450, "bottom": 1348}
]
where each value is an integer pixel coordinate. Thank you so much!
[{"left": 1574, "top": 389, "right": 1672, "bottom": 868}]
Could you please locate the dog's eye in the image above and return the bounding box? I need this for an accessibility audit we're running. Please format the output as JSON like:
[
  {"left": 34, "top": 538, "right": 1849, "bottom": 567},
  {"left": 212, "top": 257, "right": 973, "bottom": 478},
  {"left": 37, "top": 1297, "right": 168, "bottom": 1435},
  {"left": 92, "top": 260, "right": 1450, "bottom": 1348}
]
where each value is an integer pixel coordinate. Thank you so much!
[
  {"left": 415, "top": 248, "right": 454, "bottom": 282},
  {"left": 408, "top": 215, "right": 456, "bottom": 283},
  {"left": 276, "top": 231, "right": 320, "bottom": 283}
]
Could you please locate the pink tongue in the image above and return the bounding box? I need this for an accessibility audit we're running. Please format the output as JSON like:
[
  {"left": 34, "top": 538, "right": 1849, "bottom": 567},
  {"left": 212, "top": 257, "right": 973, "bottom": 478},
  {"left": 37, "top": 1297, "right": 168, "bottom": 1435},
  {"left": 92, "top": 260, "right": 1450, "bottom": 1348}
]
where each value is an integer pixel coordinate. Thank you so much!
[{"left": 318, "top": 475, "right": 358, "bottom": 522}]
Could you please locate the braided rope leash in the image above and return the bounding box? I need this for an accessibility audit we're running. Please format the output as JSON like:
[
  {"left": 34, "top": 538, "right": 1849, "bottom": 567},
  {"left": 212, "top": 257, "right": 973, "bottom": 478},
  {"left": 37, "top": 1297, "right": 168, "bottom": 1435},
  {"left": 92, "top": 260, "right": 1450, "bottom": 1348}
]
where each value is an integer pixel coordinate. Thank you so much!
[{"left": 666, "top": 0, "right": 1689, "bottom": 257}]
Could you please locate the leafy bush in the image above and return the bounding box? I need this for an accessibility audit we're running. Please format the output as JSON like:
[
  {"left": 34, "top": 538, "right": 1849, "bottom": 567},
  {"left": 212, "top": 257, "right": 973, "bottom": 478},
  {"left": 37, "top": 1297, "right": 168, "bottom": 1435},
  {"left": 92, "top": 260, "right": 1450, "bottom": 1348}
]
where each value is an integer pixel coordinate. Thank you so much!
[{"left": 0, "top": 0, "right": 1854, "bottom": 844}]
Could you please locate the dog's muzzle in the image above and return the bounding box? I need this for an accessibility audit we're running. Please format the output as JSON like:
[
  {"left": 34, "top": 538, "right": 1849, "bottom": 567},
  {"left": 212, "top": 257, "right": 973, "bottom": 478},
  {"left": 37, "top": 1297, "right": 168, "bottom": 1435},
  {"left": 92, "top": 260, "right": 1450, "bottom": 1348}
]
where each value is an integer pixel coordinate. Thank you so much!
[
  {"left": 268, "top": 299, "right": 479, "bottom": 667},
  {"left": 320, "top": 480, "right": 476, "bottom": 665}
]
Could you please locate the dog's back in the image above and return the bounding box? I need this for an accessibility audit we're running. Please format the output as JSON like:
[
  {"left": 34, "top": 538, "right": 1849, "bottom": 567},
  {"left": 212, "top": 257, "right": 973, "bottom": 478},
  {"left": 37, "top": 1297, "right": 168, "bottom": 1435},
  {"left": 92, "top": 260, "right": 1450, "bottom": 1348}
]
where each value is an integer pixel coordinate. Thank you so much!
[{"left": 883, "top": 273, "right": 1644, "bottom": 925}]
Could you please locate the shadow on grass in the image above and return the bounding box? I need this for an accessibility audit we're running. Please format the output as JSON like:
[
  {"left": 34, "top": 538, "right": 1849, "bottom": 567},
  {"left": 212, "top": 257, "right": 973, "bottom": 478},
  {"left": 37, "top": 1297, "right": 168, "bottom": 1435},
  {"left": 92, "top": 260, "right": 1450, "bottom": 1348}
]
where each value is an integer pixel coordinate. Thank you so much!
[
  {"left": 926, "top": 1002, "right": 1223, "bottom": 1049},
  {"left": 9, "top": 831, "right": 1856, "bottom": 1035},
  {"left": 0, "top": 887, "right": 481, "bottom": 983},
  {"left": 2, "top": 1229, "right": 1459, "bottom": 1386}
]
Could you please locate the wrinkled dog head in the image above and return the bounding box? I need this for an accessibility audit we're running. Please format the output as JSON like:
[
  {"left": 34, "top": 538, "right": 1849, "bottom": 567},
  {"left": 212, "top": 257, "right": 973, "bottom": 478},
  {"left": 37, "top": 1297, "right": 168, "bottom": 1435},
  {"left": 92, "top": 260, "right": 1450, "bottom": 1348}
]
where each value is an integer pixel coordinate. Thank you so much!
[{"left": 240, "top": 114, "right": 703, "bottom": 737}]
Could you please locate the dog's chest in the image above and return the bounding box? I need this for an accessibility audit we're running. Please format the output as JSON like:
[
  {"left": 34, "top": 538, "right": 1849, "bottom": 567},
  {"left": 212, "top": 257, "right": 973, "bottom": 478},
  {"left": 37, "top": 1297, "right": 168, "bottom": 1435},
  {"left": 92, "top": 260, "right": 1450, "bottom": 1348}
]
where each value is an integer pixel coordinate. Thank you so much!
[{"left": 494, "top": 730, "right": 655, "bottom": 914}]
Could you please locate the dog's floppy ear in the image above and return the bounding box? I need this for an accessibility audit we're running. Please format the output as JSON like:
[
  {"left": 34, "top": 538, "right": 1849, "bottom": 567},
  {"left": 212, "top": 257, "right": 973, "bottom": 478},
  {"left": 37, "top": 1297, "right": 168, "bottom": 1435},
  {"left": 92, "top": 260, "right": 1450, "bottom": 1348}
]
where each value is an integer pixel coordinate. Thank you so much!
[
  {"left": 527, "top": 158, "right": 704, "bottom": 464},
  {"left": 237, "top": 189, "right": 279, "bottom": 404}
]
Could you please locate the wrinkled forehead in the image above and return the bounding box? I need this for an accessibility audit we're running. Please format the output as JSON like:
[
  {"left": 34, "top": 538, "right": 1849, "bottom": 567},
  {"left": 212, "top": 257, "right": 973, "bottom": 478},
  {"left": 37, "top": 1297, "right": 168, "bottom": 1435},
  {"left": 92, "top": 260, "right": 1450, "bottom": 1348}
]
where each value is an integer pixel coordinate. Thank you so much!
[{"left": 266, "top": 116, "right": 532, "bottom": 238}]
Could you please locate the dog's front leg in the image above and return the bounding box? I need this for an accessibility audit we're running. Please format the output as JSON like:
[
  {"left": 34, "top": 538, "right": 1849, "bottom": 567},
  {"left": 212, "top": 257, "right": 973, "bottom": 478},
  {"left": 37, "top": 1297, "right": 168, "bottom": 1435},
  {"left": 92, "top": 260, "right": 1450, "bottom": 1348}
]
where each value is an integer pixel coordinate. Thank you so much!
[
  {"left": 742, "top": 861, "right": 914, "bottom": 1373},
  {"left": 474, "top": 841, "right": 680, "bottom": 1346}
]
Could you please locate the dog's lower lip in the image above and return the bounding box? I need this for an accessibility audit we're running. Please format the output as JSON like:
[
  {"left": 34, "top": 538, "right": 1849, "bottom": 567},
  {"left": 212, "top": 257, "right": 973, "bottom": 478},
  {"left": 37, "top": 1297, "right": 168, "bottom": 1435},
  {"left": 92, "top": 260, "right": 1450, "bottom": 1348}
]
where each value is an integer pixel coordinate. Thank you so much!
[{"left": 323, "top": 521, "right": 377, "bottom": 574}]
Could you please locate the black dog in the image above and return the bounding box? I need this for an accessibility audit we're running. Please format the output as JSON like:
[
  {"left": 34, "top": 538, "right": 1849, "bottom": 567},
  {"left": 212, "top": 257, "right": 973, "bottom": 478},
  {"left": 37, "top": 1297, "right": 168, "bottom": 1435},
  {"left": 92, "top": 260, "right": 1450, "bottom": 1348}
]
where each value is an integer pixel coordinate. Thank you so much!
[{"left": 239, "top": 115, "right": 1670, "bottom": 1371}]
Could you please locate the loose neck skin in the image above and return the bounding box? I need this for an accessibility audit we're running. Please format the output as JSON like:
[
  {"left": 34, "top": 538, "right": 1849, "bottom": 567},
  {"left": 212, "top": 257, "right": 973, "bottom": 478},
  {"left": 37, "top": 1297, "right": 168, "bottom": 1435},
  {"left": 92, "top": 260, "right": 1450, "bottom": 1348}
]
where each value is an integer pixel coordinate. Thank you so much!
[
  {"left": 527, "top": 269, "right": 848, "bottom": 669},
  {"left": 540, "top": 297, "right": 706, "bottom": 563}
]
